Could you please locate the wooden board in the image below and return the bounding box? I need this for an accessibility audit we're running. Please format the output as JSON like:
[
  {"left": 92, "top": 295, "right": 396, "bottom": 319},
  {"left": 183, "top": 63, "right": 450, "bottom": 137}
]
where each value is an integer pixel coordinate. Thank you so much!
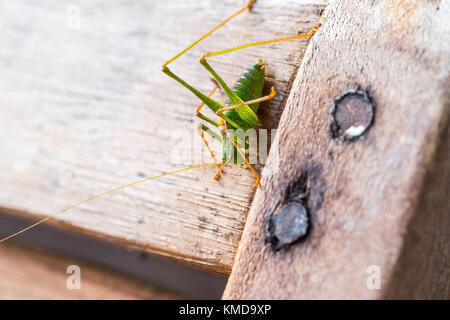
[
  {"left": 0, "top": 0, "right": 327, "bottom": 273},
  {"left": 0, "top": 243, "right": 179, "bottom": 299},
  {"left": 0, "top": 211, "right": 229, "bottom": 299},
  {"left": 224, "top": 0, "right": 450, "bottom": 299}
]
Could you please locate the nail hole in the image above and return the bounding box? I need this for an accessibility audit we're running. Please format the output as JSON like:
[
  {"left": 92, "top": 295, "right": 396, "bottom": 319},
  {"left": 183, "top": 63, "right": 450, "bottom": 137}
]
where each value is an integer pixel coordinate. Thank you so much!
[
  {"left": 330, "top": 89, "right": 375, "bottom": 142},
  {"left": 266, "top": 173, "right": 310, "bottom": 252}
]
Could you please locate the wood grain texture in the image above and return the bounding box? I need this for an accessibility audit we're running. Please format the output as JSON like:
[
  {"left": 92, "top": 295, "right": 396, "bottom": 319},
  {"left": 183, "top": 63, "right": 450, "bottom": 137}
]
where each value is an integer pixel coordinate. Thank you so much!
[
  {"left": 224, "top": 0, "right": 449, "bottom": 299},
  {"left": 384, "top": 114, "right": 450, "bottom": 299},
  {"left": 0, "top": 0, "right": 326, "bottom": 273},
  {"left": 0, "top": 244, "right": 179, "bottom": 299}
]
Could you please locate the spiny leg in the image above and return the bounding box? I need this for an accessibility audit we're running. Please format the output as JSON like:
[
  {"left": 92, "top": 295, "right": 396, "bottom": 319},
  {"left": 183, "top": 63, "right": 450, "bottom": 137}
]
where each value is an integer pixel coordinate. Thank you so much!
[
  {"left": 196, "top": 115, "right": 228, "bottom": 181},
  {"left": 197, "top": 16, "right": 323, "bottom": 98},
  {"left": 195, "top": 83, "right": 221, "bottom": 128},
  {"left": 200, "top": 17, "right": 324, "bottom": 62},
  {"left": 196, "top": 123, "right": 221, "bottom": 171},
  {"left": 162, "top": 66, "right": 246, "bottom": 130},
  {"left": 198, "top": 55, "right": 260, "bottom": 129},
  {"left": 193, "top": 16, "right": 325, "bottom": 188},
  {"left": 194, "top": 84, "right": 222, "bottom": 170},
  {"left": 162, "top": 0, "right": 255, "bottom": 68},
  {"left": 197, "top": 123, "right": 227, "bottom": 180},
  {"left": 162, "top": 0, "right": 259, "bottom": 129},
  {"left": 226, "top": 130, "right": 261, "bottom": 187},
  {"left": 162, "top": 7, "right": 323, "bottom": 187},
  {"left": 199, "top": 55, "right": 244, "bottom": 106},
  {"left": 163, "top": 65, "right": 246, "bottom": 183},
  {"left": 197, "top": 16, "right": 324, "bottom": 124},
  {"left": 216, "top": 86, "right": 277, "bottom": 115},
  {"left": 196, "top": 83, "right": 219, "bottom": 114},
  {"left": 214, "top": 162, "right": 228, "bottom": 181}
]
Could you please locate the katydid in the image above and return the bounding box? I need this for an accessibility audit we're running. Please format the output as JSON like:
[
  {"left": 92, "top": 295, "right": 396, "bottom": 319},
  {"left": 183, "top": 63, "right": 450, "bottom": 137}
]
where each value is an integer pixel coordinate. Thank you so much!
[
  {"left": 162, "top": 0, "right": 323, "bottom": 187},
  {"left": 0, "top": 0, "right": 323, "bottom": 244}
]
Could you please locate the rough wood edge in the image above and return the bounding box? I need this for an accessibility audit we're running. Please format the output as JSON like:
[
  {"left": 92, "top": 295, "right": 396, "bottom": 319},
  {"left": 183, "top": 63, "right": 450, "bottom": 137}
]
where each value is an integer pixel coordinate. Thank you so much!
[{"left": 223, "top": 0, "right": 450, "bottom": 299}]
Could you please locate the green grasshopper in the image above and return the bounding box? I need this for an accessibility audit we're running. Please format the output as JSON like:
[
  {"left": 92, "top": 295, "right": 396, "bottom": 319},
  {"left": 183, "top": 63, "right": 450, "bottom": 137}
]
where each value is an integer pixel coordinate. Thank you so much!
[
  {"left": 162, "top": 0, "right": 323, "bottom": 187},
  {"left": 0, "top": 1, "right": 323, "bottom": 244}
]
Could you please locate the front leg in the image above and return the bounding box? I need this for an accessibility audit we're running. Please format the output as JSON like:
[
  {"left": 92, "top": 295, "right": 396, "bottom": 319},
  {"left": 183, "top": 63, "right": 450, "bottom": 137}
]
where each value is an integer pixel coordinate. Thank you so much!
[{"left": 162, "top": 66, "right": 246, "bottom": 130}]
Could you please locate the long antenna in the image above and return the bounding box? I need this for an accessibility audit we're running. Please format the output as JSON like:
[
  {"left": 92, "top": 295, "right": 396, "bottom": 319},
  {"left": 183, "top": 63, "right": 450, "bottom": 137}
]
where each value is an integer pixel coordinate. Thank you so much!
[{"left": 0, "top": 163, "right": 218, "bottom": 244}]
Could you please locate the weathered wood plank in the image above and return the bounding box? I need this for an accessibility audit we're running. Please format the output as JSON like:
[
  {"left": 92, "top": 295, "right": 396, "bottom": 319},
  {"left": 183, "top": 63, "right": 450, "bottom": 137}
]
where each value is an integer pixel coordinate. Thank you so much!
[
  {"left": 0, "top": 244, "right": 180, "bottom": 299},
  {"left": 0, "top": 0, "right": 326, "bottom": 273},
  {"left": 224, "top": 0, "right": 449, "bottom": 298},
  {"left": 385, "top": 116, "right": 449, "bottom": 299}
]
